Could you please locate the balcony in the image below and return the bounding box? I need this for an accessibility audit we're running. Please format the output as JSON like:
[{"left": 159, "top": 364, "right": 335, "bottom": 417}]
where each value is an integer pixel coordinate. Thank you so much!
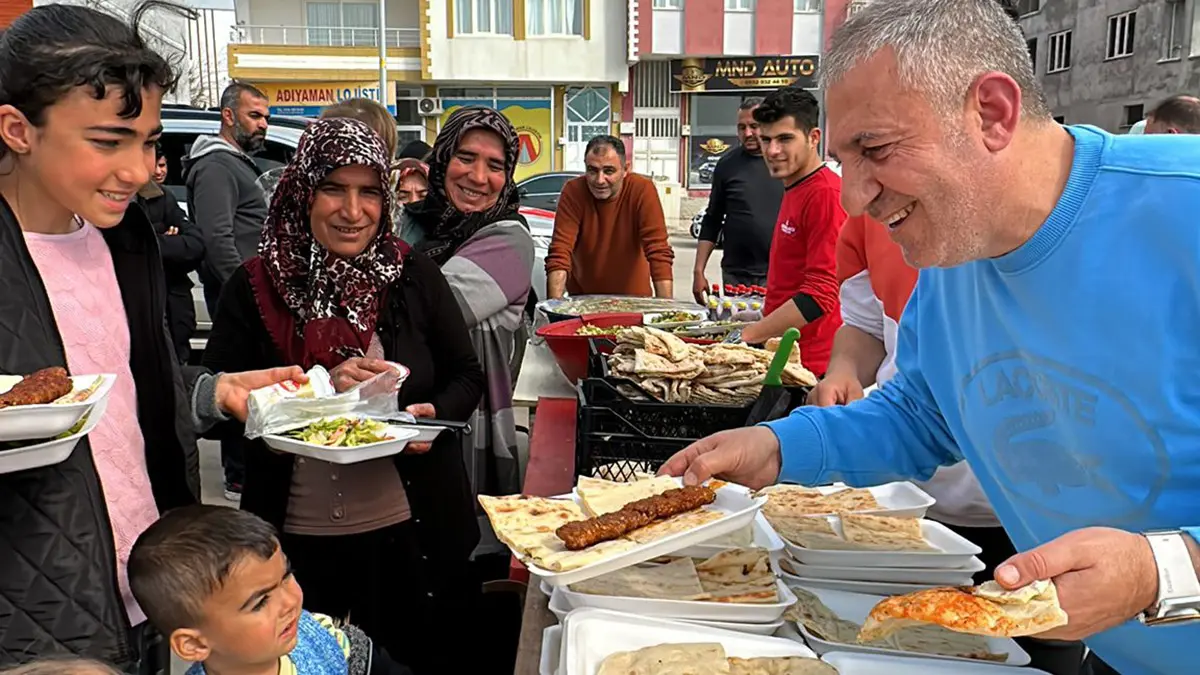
[{"left": 231, "top": 24, "right": 421, "bottom": 48}]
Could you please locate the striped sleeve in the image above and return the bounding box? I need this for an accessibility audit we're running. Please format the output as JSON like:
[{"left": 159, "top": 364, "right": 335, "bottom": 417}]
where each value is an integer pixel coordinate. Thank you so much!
[{"left": 439, "top": 220, "right": 535, "bottom": 328}]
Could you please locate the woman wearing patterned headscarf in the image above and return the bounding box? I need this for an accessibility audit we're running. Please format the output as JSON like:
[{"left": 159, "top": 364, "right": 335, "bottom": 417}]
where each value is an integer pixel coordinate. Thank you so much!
[
  {"left": 202, "top": 117, "right": 484, "bottom": 675},
  {"left": 397, "top": 107, "right": 534, "bottom": 550}
]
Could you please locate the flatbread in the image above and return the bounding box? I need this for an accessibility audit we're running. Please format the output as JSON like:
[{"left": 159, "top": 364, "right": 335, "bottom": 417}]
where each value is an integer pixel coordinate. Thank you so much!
[
  {"left": 839, "top": 513, "right": 935, "bottom": 552},
  {"left": 623, "top": 509, "right": 724, "bottom": 544},
  {"left": 786, "top": 587, "right": 860, "bottom": 643},
  {"left": 478, "top": 494, "right": 638, "bottom": 571},
  {"left": 597, "top": 643, "right": 729, "bottom": 675},
  {"left": 766, "top": 515, "right": 860, "bottom": 550},
  {"left": 760, "top": 486, "right": 880, "bottom": 517},
  {"left": 577, "top": 475, "right": 679, "bottom": 517},
  {"left": 634, "top": 349, "right": 707, "bottom": 379},
  {"left": 640, "top": 326, "right": 696, "bottom": 362},
  {"left": 569, "top": 558, "right": 710, "bottom": 600},
  {"left": 858, "top": 580, "right": 1069, "bottom": 641},
  {"left": 695, "top": 548, "right": 778, "bottom": 604},
  {"left": 727, "top": 657, "right": 839, "bottom": 675}
]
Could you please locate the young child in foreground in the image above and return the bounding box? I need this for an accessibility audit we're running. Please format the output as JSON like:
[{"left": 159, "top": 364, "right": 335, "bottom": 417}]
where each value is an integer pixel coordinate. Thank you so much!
[{"left": 129, "top": 505, "right": 414, "bottom": 675}]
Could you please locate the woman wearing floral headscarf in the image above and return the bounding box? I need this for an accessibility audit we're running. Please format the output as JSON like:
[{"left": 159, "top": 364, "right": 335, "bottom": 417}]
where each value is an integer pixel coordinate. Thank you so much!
[
  {"left": 397, "top": 107, "right": 534, "bottom": 550},
  {"left": 202, "top": 117, "right": 484, "bottom": 674}
]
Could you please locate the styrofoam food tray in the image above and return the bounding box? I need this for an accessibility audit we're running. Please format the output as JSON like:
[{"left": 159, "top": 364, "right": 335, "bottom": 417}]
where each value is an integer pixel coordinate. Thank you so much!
[
  {"left": 558, "top": 577, "right": 796, "bottom": 623},
  {"left": 791, "top": 585, "right": 1029, "bottom": 666},
  {"left": 562, "top": 608, "right": 817, "bottom": 675},
  {"left": 673, "top": 512, "right": 784, "bottom": 559},
  {"left": 389, "top": 423, "right": 446, "bottom": 444},
  {"left": 765, "top": 482, "right": 935, "bottom": 518},
  {"left": 548, "top": 588, "right": 783, "bottom": 636},
  {"left": 540, "top": 626, "right": 561, "bottom": 675},
  {"left": 0, "top": 389, "right": 109, "bottom": 473},
  {"left": 263, "top": 418, "right": 421, "bottom": 464},
  {"left": 526, "top": 479, "right": 767, "bottom": 587},
  {"left": 777, "top": 555, "right": 983, "bottom": 585},
  {"left": 783, "top": 517, "right": 982, "bottom": 569},
  {"left": 822, "top": 651, "right": 1051, "bottom": 674},
  {"left": 0, "top": 374, "right": 115, "bottom": 442},
  {"left": 781, "top": 574, "right": 942, "bottom": 596}
]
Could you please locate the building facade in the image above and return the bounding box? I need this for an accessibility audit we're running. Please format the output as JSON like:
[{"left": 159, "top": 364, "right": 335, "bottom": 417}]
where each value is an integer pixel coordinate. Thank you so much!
[
  {"left": 623, "top": 0, "right": 851, "bottom": 192},
  {"left": 229, "top": 0, "right": 627, "bottom": 179},
  {"left": 1020, "top": 0, "right": 1200, "bottom": 131}
]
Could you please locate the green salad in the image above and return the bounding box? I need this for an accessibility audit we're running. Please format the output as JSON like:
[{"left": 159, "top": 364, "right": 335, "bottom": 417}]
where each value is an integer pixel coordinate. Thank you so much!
[{"left": 286, "top": 417, "right": 393, "bottom": 448}]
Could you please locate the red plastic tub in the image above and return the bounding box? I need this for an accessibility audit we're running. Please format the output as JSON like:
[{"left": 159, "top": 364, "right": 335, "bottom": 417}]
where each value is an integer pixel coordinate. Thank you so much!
[{"left": 536, "top": 313, "right": 643, "bottom": 383}]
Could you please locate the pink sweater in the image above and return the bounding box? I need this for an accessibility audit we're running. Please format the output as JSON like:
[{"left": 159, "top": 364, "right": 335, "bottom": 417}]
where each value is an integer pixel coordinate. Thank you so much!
[{"left": 23, "top": 223, "right": 160, "bottom": 627}]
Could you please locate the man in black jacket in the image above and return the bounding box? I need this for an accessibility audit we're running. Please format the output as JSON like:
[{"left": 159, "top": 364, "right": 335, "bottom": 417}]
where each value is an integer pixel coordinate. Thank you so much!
[
  {"left": 139, "top": 142, "right": 203, "bottom": 364},
  {"left": 692, "top": 97, "right": 784, "bottom": 302},
  {"left": 184, "top": 81, "right": 270, "bottom": 500}
]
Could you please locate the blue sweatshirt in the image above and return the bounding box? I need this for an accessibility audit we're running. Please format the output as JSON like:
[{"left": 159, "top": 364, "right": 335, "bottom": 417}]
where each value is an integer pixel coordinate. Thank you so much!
[{"left": 766, "top": 125, "right": 1200, "bottom": 674}]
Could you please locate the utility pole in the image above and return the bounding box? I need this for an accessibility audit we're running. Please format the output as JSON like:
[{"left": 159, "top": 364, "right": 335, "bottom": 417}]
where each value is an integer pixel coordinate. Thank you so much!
[{"left": 378, "top": 0, "right": 388, "bottom": 112}]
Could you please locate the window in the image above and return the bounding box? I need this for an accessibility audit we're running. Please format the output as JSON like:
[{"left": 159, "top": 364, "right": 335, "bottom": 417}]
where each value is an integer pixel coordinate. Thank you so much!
[
  {"left": 1053, "top": 115, "right": 1065, "bottom": 124},
  {"left": 687, "top": 94, "right": 744, "bottom": 188},
  {"left": 306, "top": 2, "right": 379, "bottom": 46},
  {"left": 1106, "top": 10, "right": 1136, "bottom": 59},
  {"left": 455, "top": 0, "right": 514, "bottom": 35},
  {"left": 1047, "top": 30, "right": 1071, "bottom": 73},
  {"left": 794, "top": 0, "right": 819, "bottom": 11},
  {"left": 1161, "top": 0, "right": 1184, "bottom": 60},
  {"left": 1016, "top": 0, "right": 1039, "bottom": 15},
  {"left": 527, "top": 0, "right": 584, "bottom": 36},
  {"left": 653, "top": 0, "right": 682, "bottom": 7},
  {"left": 1122, "top": 104, "right": 1144, "bottom": 132},
  {"left": 1026, "top": 38, "right": 1037, "bottom": 71},
  {"left": 726, "top": 0, "right": 752, "bottom": 10}
]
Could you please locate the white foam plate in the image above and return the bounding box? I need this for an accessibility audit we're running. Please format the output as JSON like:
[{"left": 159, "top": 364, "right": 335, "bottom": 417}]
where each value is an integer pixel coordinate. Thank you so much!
[
  {"left": 558, "top": 577, "right": 796, "bottom": 624},
  {"left": 388, "top": 423, "right": 446, "bottom": 443},
  {"left": 823, "top": 651, "right": 1052, "bottom": 673},
  {"left": 791, "top": 585, "right": 1029, "bottom": 666},
  {"left": 763, "top": 482, "right": 935, "bottom": 518},
  {"left": 548, "top": 588, "right": 783, "bottom": 636},
  {"left": 0, "top": 387, "right": 109, "bottom": 474},
  {"left": 562, "top": 608, "right": 817, "bottom": 675},
  {"left": 673, "top": 512, "right": 784, "bottom": 559},
  {"left": 777, "top": 555, "right": 983, "bottom": 585},
  {"left": 526, "top": 479, "right": 767, "bottom": 587},
  {"left": 541, "top": 626, "right": 561, "bottom": 675},
  {"left": 262, "top": 416, "right": 421, "bottom": 464},
  {"left": 0, "top": 374, "right": 115, "bottom": 442},
  {"left": 781, "top": 575, "right": 942, "bottom": 597},
  {"left": 782, "top": 517, "right": 982, "bottom": 569}
]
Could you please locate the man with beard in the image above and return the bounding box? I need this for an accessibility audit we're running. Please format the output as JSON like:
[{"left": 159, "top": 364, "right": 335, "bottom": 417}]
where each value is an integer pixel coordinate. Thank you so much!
[
  {"left": 692, "top": 97, "right": 784, "bottom": 302},
  {"left": 184, "top": 81, "right": 270, "bottom": 501}
]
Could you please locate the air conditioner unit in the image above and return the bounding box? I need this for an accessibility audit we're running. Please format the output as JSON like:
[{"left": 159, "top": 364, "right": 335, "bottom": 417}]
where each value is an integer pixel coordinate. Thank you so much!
[{"left": 417, "top": 97, "right": 443, "bottom": 116}]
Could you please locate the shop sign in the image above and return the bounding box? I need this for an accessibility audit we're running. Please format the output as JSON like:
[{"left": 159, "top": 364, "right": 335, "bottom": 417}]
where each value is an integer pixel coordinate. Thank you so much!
[
  {"left": 670, "top": 56, "right": 820, "bottom": 93},
  {"left": 257, "top": 81, "right": 396, "bottom": 117}
]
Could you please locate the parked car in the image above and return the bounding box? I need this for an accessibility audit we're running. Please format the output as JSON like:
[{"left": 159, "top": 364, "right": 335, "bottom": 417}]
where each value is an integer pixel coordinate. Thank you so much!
[
  {"left": 164, "top": 106, "right": 550, "bottom": 360},
  {"left": 515, "top": 171, "right": 581, "bottom": 211}
]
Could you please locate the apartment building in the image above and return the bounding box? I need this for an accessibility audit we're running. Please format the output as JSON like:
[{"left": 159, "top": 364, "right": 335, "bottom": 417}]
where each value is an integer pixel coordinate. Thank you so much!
[
  {"left": 229, "top": 0, "right": 628, "bottom": 178},
  {"left": 623, "top": 0, "right": 850, "bottom": 191},
  {"left": 1020, "top": 0, "right": 1200, "bottom": 130}
]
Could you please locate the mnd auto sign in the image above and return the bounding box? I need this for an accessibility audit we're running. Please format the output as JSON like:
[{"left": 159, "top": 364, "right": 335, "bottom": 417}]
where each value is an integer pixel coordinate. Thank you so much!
[{"left": 259, "top": 81, "right": 397, "bottom": 116}]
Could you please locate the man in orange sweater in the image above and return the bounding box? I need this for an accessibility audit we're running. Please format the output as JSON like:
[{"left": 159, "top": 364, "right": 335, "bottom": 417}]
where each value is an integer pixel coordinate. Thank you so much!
[{"left": 545, "top": 135, "right": 675, "bottom": 298}]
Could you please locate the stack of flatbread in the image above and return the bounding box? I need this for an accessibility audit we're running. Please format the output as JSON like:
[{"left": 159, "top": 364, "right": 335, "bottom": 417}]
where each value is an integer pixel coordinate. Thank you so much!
[
  {"left": 859, "top": 579, "right": 1069, "bottom": 641},
  {"left": 597, "top": 643, "right": 839, "bottom": 674},
  {"left": 607, "top": 326, "right": 817, "bottom": 405},
  {"left": 758, "top": 485, "right": 881, "bottom": 517},
  {"left": 785, "top": 587, "right": 1007, "bottom": 662},
  {"left": 569, "top": 548, "right": 781, "bottom": 604},
  {"left": 770, "top": 513, "right": 936, "bottom": 552},
  {"left": 479, "top": 476, "right": 722, "bottom": 571}
]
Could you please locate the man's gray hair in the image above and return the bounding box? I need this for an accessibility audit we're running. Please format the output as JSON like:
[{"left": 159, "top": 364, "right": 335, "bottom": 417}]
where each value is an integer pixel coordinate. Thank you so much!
[
  {"left": 821, "top": 0, "right": 1050, "bottom": 120},
  {"left": 739, "top": 96, "right": 764, "bottom": 111}
]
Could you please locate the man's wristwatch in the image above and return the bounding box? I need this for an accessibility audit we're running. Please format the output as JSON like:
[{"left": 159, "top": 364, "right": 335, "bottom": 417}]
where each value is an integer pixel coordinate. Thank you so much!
[{"left": 1140, "top": 530, "right": 1200, "bottom": 626}]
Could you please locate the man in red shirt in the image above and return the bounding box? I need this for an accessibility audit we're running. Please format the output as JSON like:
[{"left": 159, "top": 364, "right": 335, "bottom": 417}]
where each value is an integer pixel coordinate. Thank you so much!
[{"left": 740, "top": 86, "right": 845, "bottom": 376}]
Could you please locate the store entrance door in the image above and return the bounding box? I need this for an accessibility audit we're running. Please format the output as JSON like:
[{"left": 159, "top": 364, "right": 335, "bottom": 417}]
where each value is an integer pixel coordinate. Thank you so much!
[{"left": 564, "top": 86, "right": 612, "bottom": 171}]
